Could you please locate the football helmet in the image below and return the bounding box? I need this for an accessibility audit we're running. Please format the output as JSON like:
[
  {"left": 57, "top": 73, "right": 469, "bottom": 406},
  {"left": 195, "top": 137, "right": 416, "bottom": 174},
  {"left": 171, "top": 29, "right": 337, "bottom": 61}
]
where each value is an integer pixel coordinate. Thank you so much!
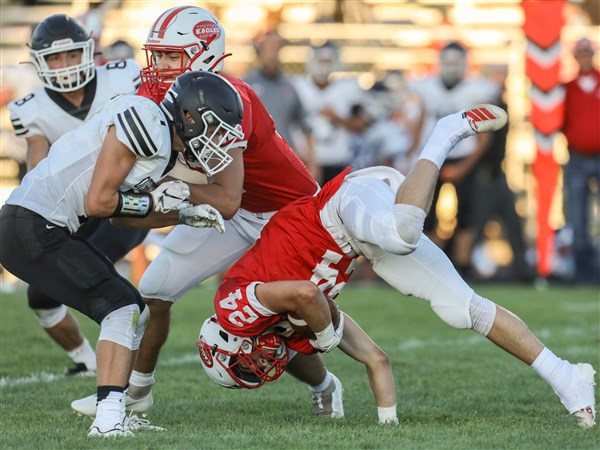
[
  {"left": 197, "top": 316, "right": 290, "bottom": 389},
  {"left": 160, "top": 71, "right": 244, "bottom": 177},
  {"left": 29, "top": 14, "right": 95, "bottom": 92},
  {"left": 141, "top": 6, "right": 228, "bottom": 101}
]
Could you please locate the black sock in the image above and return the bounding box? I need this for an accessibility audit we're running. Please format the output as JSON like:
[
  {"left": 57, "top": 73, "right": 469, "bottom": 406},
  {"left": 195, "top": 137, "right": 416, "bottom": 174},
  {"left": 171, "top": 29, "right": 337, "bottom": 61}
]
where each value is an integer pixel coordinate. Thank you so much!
[{"left": 97, "top": 385, "right": 125, "bottom": 403}]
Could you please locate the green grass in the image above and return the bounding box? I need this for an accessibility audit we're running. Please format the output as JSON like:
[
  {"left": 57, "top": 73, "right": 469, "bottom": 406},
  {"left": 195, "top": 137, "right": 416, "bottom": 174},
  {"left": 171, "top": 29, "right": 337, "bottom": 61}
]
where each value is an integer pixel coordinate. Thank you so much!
[{"left": 1, "top": 283, "right": 599, "bottom": 449}]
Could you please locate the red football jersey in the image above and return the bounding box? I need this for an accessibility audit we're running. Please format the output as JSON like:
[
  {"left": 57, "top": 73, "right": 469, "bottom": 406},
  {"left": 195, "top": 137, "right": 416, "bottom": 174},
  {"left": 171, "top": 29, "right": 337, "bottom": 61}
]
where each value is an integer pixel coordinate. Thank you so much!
[
  {"left": 137, "top": 75, "right": 318, "bottom": 212},
  {"left": 215, "top": 169, "right": 354, "bottom": 353}
]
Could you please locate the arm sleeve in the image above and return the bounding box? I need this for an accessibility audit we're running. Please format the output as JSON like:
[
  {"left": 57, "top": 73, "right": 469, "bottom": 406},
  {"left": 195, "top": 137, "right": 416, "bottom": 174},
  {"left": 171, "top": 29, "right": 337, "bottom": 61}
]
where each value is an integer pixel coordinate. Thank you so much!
[{"left": 8, "top": 100, "right": 42, "bottom": 139}]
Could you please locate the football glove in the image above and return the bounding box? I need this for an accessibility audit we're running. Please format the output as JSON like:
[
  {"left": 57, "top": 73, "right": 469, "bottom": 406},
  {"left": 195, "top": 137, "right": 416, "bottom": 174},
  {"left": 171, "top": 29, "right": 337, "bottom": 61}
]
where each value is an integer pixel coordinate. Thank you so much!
[
  {"left": 150, "top": 180, "right": 191, "bottom": 213},
  {"left": 178, "top": 204, "right": 226, "bottom": 234}
]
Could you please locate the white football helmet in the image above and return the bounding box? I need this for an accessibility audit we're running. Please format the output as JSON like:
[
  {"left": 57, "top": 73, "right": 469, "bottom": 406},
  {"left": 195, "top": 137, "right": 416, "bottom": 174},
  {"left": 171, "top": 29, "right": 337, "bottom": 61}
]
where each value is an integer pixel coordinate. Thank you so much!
[
  {"left": 197, "top": 316, "right": 290, "bottom": 389},
  {"left": 141, "top": 6, "right": 228, "bottom": 101},
  {"left": 29, "top": 14, "right": 95, "bottom": 92}
]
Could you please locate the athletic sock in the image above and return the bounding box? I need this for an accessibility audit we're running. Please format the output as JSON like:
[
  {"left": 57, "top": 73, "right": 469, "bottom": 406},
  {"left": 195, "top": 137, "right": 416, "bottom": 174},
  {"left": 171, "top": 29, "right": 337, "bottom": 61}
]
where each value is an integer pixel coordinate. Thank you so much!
[{"left": 67, "top": 338, "right": 96, "bottom": 370}]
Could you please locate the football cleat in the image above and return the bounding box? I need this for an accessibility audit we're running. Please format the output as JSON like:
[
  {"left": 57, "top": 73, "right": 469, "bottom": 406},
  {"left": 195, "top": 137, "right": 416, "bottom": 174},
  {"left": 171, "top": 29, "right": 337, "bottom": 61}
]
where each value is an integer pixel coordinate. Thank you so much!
[
  {"left": 463, "top": 104, "right": 508, "bottom": 134},
  {"left": 88, "top": 421, "right": 133, "bottom": 437},
  {"left": 571, "top": 363, "right": 596, "bottom": 428},
  {"left": 72, "top": 391, "right": 153, "bottom": 418},
  {"left": 312, "top": 373, "right": 344, "bottom": 418},
  {"left": 125, "top": 412, "right": 165, "bottom": 432},
  {"left": 66, "top": 362, "right": 96, "bottom": 377}
]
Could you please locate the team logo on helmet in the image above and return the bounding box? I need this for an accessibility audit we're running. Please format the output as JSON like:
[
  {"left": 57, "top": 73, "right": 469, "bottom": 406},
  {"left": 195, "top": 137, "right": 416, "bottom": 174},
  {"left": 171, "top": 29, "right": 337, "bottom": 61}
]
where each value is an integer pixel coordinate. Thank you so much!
[
  {"left": 198, "top": 337, "right": 214, "bottom": 368},
  {"left": 51, "top": 38, "right": 74, "bottom": 47},
  {"left": 193, "top": 21, "right": 221, "bottom": 41}
]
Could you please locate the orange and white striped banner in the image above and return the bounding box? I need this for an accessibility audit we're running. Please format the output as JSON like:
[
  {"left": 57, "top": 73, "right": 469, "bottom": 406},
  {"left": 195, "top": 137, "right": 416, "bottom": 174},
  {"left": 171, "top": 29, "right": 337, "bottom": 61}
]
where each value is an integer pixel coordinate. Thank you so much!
[{"left": 522, "top": 0, "right": 565, "bottom": 277}]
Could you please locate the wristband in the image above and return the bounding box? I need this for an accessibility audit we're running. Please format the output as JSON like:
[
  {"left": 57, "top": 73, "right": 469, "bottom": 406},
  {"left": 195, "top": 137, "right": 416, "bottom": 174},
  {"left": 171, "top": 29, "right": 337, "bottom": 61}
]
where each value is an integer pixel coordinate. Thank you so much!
[
  {"left": 111, "top": 192, "right": 153, "bottom": 218},
  {"left": 314, "top": 322, "right": 336, "bottom": 348}
]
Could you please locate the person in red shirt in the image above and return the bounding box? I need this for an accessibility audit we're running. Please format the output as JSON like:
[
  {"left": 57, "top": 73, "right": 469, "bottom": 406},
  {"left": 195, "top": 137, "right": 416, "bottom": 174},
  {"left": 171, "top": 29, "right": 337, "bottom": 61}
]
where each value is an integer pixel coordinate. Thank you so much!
[
  {"left": 199, "top": 105, "right": 596, "bottom": 428},
  {"left": 71, "top": 6, "right": 348, "bottom": 421},
  {"left": 562, "top": 37, "right": 600, "bottom": 285}
]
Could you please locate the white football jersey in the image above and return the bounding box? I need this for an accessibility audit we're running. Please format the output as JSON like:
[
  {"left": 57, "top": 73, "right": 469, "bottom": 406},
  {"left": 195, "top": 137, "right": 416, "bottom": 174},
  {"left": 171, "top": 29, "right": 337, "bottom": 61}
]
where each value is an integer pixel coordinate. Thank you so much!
[
  {"left": 6, "top": 95, "right": 173, "bottom": 233},
  {"left": 293, "top": 76, "right": 365, "bottom": 166},
  {"left": 409, "top": 76, "right": 499, "bottom": 159},
  {"left": 8, "top": 58, "right": 141, "bottom": 144}
]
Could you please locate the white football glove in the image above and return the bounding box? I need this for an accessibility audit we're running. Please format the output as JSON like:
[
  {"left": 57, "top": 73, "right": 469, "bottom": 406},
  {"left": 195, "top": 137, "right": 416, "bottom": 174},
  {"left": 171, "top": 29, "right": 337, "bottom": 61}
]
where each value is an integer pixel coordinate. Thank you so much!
[
  {"left": 309, "top": 313, "right": 345, "bottom": 353},
  {"left": 178, "top": 204, "right": 226, "bottom": 234},
  {"left": 150, "top": 180, "right": 191, "bottom": 213}
]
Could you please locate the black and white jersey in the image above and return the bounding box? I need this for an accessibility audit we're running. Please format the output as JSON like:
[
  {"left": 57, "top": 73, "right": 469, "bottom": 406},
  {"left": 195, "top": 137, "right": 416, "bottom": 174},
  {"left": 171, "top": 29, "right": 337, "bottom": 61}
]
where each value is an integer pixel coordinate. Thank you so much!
[
  {"left": 6, "top": 95, "right": 173, "bottom": 233},
  {"left": 409, "top": 77, "right": 499, "bottom": 159},
  {"left": 8, "top": 59, "right": 141, "bottom": 145}
]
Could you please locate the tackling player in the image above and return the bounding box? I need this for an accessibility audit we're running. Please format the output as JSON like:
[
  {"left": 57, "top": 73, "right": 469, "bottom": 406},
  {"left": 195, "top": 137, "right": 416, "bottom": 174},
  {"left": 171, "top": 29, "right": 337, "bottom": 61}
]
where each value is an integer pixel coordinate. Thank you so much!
[
  {"left": 8, "top": 14, "right": 146, "bottom": 377},
  {"left": 198, "top": 105, "right": 596, "bottom": 428},
  {"left": 0, "top": 71, "right": 242, "bottom": 437},
  {"left": 70, "top": 6, "right": 346, "bottom": 420}
]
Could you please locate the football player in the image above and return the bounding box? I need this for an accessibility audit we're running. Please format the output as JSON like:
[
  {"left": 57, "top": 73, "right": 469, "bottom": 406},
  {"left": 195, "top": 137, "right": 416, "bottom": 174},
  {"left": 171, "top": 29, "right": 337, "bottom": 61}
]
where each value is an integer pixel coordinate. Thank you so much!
[
  {"left": 0, "top": 71, "right": 241, "bottom": 436},
  {"left": 198, "top": 104, "right": 596, "bottom": 428},
  {"left": 409, "top": 42, "right": 500, "bottom": 274},
  {"left": 7, "top": 14, "right": 146, "bottom": 377},
  {"left": 198, "top": 308, "right": 397, "bottom": 424},
  {"left": 70, "top": 5, "right": 345, "bottom": 420}
]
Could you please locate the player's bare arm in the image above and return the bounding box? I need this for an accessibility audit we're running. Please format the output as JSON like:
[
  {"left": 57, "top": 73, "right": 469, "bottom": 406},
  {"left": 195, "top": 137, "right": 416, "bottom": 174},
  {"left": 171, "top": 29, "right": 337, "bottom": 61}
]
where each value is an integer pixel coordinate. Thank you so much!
[
  {"left": 85, "top": 126, "right": 136, "bottom": 217},
  {"left": 187, "top": 147, "right": 244, "bottom": 219},
  {"left": 255, "top": 280, "right": 334, "bottom": 335},
  {"left": 337, "top": 315, "right": 397, "bottom": 412},
  {"left": 25, "top": 135, "right": 50, "bottom": 171}
]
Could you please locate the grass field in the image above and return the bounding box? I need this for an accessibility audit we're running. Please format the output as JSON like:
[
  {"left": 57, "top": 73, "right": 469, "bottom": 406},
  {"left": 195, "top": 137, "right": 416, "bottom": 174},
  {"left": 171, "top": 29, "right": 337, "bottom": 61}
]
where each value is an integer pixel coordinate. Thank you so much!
[{"left": 1, "top": 283, "right": 598, "bottom": 449}]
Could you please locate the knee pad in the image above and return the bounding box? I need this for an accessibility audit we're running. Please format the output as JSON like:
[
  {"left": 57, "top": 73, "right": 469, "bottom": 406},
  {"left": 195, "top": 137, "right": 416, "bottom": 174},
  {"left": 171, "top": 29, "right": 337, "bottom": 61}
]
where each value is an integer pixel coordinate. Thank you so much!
[
  {"left": 469, "top": 293, "right": 497, "bottom": 336},
  {"left": 33, "top": 305, "right": 68, "bottom": 329},
  {"left": 392, "top": 204, "right": 426, "bottom": 252},
  {"left": 98, "top": 304, "right": 143, "bottom": 350},
  {"left": 131, "top": 305, "right": 150, "bottom": 351},
  {"left": 429, "top": 288, "right": 473, "bottom": 330}
]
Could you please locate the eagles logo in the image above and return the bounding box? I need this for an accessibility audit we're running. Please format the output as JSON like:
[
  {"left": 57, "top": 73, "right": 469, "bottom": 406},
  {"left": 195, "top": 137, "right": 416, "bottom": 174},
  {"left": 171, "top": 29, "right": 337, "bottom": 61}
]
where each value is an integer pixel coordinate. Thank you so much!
[
  {"left": 193, "top": 21, "right": 221, "bottom": 41},
  {"left": 197, "top": 337, "right": 214, "bottom": 368}
]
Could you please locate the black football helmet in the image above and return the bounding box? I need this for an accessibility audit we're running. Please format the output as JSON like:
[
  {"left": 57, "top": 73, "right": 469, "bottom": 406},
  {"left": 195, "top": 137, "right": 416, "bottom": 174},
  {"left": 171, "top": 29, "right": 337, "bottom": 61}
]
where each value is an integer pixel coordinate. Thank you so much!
[
  {"left": 160, "top": 71, "right": 244, "bottom": 176},
  {"left": 29, "top": 14, "right": 95, "bottom": 92}
]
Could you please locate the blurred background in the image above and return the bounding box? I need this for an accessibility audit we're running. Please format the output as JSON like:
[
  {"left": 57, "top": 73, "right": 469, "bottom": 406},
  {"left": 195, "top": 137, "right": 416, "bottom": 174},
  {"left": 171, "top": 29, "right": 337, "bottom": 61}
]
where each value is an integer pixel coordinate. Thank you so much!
[{"left": 0, "top": 0, "right": 598, "bottom": 285}]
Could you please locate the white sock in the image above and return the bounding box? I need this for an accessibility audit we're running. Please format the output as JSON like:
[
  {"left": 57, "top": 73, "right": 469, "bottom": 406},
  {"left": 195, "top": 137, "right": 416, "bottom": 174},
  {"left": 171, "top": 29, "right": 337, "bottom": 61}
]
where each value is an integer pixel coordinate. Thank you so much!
[
  {"left": 309, "top": 371, "right": 332, "bottom": 393},
  {"left": 67, "top": 338, "right": 96, "bottom": 370},
  {"left": 531, "top": 347, "right": 580, "bottom": 412},
  {"left": 418, "top": 110, "right": 474, "bottom": 169},
  {"left": 378, "top": 405, "right": 398, "bottom": 425},
  {"left": 95, "top": 391, "right": 125, "bottom": 430}
]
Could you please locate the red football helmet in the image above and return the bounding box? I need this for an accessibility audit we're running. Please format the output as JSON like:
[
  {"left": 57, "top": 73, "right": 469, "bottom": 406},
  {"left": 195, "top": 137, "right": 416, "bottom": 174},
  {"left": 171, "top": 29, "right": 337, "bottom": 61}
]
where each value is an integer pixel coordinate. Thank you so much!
[
  {"left": 140, "top": 6, "right": 229, "bottom": 102},
  {"left": 197, "top": 316, "right": 290, "bottom": 389}
]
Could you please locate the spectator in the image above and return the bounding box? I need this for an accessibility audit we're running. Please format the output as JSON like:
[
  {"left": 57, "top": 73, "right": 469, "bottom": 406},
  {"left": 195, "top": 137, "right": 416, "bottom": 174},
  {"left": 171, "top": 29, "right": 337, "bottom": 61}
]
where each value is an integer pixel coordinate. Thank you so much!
[
  {"left": 561, "top": 37, "right": 600, "bottom": 285},
  {"left": 468, "top": 66, "right": 535, "bottom": 282},
  {"left": 244, "top": 30, "right": 317, "bottom": 178},
  {"left": 409, "top": 42, "right": 499, "bottom": 275},
  {"left": 294, "top": 42, "right": 365, "bottom": 184}
]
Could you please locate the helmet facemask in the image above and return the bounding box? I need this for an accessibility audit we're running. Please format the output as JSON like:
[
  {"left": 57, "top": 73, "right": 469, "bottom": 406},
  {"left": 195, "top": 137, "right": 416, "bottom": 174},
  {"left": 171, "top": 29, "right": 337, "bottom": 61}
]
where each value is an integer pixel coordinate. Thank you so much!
[
  {"left": 182, "top": 109, "right": 244, "bottom": 177},
  {"left": 30, "top": 39, "right": 95, "bottom": 92},
  {"left": 197, "top": 318, "right": 290, "bottom": 389}
]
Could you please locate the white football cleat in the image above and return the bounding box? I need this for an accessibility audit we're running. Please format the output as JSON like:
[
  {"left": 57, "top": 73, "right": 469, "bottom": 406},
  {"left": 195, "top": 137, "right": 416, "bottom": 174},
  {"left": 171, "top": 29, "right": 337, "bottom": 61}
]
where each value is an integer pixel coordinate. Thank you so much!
[
  {"left": 72, "top": 391, "right": 153, "bottom": 418},
  {"left": 571, "top": 363, "right": 596, "bottom": 428},
  {"left": 312, "top": 373, "right": 344, "bottom": 418},
  {"left": 125, "top": 413, "right": 165, "bottom": 432},
  {"left": 88, "top": 420, "right": 133, "bottom": 437},
  {"left": 463, "top": 104, "right": 508, "bottom": 134}
]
